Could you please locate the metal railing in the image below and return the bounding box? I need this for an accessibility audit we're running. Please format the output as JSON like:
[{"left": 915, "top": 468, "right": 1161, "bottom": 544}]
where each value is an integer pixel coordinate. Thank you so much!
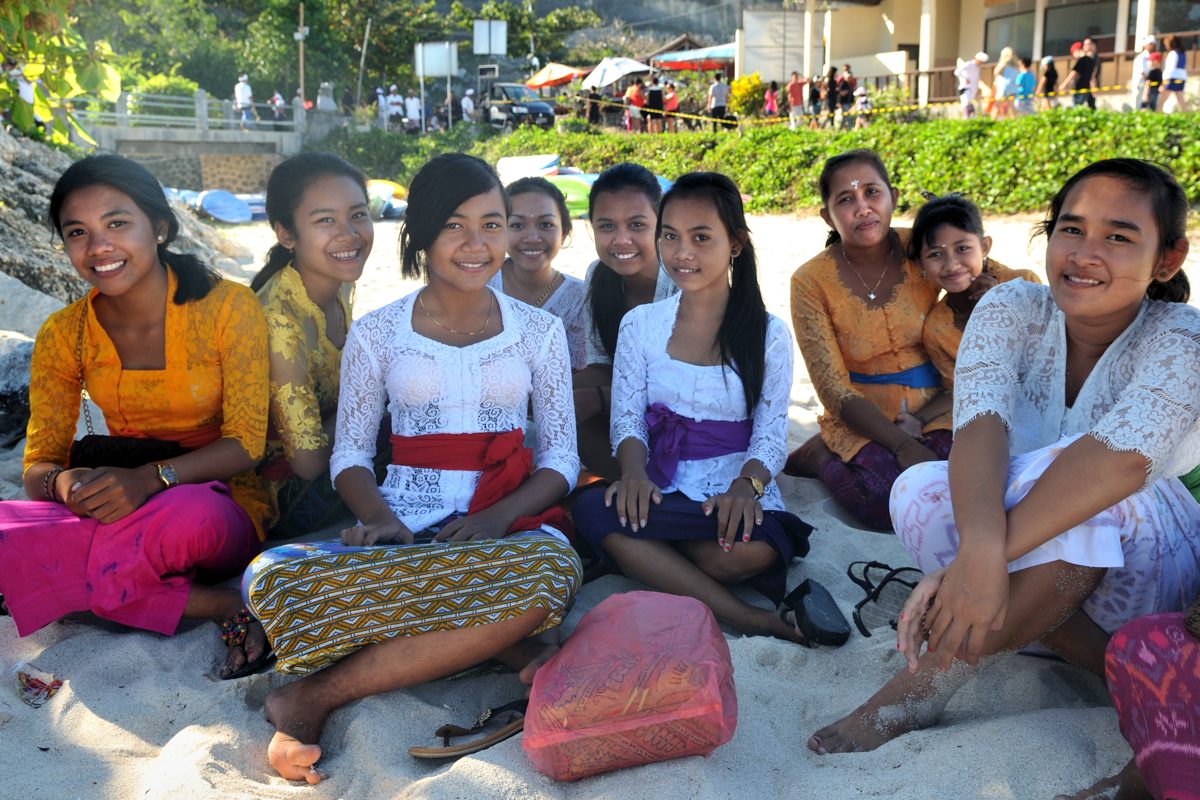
[{"left": 69, "top": 90, "right": 303, "bottom": 132}]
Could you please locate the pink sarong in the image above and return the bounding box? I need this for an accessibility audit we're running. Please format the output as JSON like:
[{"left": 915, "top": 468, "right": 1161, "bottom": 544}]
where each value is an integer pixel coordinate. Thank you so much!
[{"left": 0, "top": 482, "right": 259, "bottom": 636}]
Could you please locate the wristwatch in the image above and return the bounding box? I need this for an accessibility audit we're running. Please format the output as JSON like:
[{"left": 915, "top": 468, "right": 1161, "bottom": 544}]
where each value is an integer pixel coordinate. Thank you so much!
[
  {"left": 740, "top": 474, "right": 765, "bottom": 499},
  {"left": 153, "top": 462, "right": 180, "bottom": 490}
]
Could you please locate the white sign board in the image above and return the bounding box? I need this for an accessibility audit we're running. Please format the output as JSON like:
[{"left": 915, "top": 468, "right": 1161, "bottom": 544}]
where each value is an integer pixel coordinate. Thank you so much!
[
  {"left": 473, "top": 20, "right": 508, "bottom": 56},
  {"left": 742, "top": 10, "right": 816, "bottom": 82},
  {"left": 415, "top": 42, "right": 460, "bottom": 78}
]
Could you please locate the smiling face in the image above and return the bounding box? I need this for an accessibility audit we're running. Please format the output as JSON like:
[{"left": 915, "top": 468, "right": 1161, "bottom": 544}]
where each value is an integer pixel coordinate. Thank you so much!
[
  {"left": 918, "top": 224, "right": 991, "bottom": 293},
  {"left": 1045, "top": 175, "right": 1185, "bottom": 323},
  {"left": 276, "top": 175, "right": 373, "bottom": 286},
  {"left": 590, "top": 188, "right": 659, "bottom": 278},
  {"left": 58, "top": 183, "right": 168, "bottom": 296},
  {"left": 507, "top": 190, "right": 565, "bottom": 275},
  {"left": 820, "top": 162, "right": 898, "bottom": 249},
  {"left": 660, "top": 195, "right": 739, "bottom": 296},
  {"left": 425, "top": 187, "right": 508, "bottom": 293}
]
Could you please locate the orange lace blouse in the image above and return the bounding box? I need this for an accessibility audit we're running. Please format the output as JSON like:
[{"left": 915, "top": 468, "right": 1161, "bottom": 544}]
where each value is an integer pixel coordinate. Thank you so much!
[
  {"left": 924, "top": 260, "right": 1041, "bottom": 390},
  {"left": 790, "top": 229, "right": 945, "bottom": 462},
  {"left": 23, "top": 269, "right": 271, "bottom": 539}
]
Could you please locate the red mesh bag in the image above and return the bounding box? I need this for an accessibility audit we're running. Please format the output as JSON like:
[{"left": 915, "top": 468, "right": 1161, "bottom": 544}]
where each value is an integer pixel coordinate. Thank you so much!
[{"left": 522, "top": 591, "right": 737, "bottom": 781}]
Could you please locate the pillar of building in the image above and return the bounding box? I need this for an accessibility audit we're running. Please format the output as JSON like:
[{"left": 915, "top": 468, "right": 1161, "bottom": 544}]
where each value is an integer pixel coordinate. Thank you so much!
[
  {"left": 1032, "top": 0, "right": 1047, "bottom": 60},
  {"left": 1135, "top": 0, "right": 1156, "bottom": 42},
  {"left": 918, "top": 0, "right": 936, "bottom": 105},
  {"left": 804, "top": 7, "right": 814, "bottom": 79},
  {"left": 823, "top": 9, "right": 833, "bottom": 72},
  {"left": 1115, "top": 0, "right": 1131, "bottom": 52}
]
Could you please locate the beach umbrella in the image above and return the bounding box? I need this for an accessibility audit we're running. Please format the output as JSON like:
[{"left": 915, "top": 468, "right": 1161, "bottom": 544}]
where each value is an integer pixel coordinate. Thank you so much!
[
  {"left": 651, "top": 42, "right": 735, "bottom": 72},
  {"left": 527, "top": 63, "right": 592, "bottom": 89},
  {"left": 582, "top": 57, "right": 650, "bottom": 89}
]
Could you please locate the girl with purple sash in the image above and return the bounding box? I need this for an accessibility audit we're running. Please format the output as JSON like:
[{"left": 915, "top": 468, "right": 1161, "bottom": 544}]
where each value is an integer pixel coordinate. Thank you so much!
[{"left": 574, "top": 173, "right": 813, "bottom": 643}]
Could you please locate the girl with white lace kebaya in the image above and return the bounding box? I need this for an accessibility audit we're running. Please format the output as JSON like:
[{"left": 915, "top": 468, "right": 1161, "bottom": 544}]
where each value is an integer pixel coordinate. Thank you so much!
[
  {"left": 488, "top": 177, "right": 587, "bottom": 371},
  {"left": 574, "top": 172, "right": 814, "bottom": 643},
  {"left": 809, "top": 159, "right": 1200, "bottom": 758},
  {"left": 573, "top": 163, "right": 678, "bottom": 479},
  {"left": 243, "top": 154, "right": 582, "bottom": 785}
]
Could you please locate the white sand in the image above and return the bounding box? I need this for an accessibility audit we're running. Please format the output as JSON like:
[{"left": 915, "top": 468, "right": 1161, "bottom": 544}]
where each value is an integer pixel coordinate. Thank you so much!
[{"left": 4, "top": 212, "right": 1172, "bottom": 799}]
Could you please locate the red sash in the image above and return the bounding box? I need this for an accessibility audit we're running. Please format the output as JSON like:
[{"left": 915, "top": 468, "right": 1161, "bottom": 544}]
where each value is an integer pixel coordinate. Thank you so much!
[{"left": 390, "top": 429, "right": 566, "bottom": 536}]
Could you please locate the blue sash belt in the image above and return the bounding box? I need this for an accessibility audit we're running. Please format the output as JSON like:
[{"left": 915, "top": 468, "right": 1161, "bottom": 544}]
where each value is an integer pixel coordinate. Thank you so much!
[{"left": 848, "top": 361, "right": 941, "bottom": 389}]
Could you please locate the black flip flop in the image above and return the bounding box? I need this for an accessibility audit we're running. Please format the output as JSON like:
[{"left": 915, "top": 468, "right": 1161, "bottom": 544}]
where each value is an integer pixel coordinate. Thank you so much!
[
  {"left": 224, "top": 648, "right": 276, "bottom": 681},
  {"left": 779, "top": 579, "right": 851, "bottom": 647},
  {"left": 219, "top": 608, "right": 276, "bottom": 680}
]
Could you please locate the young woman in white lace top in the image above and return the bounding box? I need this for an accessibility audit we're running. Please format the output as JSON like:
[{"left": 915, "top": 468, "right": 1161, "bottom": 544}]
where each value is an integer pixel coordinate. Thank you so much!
[
  {"left": 572, "top": 163, "right": 679, "bottom": 479},
  {"left": 244, "top": 154, "right": 582, "bottom": 785},
  {"left": 574, "top": 172, "right": 813, "bottom": 643},
  {"left": 487, "top": 176, "right": 587, "bottom": 371},
  {"left": 810, "top": 159, "right": 1200, "bottom": 759}
]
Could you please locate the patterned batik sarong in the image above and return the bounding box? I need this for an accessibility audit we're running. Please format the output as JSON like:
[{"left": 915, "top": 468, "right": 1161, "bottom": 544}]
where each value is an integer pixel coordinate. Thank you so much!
[
  {"left": 1105, "top": 613, "right": 1200, "bottom": 800},
  {"left": 243, "top": 535, "right": 582, "bottom": 674}
]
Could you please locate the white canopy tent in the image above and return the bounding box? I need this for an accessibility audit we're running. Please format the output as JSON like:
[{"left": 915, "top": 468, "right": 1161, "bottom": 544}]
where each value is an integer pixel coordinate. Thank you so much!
[{"left": 581, "top": 56, "right": 650, "bottom": 89}]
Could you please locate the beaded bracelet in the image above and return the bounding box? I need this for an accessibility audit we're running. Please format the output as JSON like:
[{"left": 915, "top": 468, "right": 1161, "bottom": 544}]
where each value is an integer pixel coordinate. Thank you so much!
[
  {"left": 44, "top": 466, "right": 64, "bottom": 503},
  {"left": 890, "top": 436, "right": 917, "bottom": 456},
  {"left": 910, "top": 410, "right": 929, "bottom": 426}
]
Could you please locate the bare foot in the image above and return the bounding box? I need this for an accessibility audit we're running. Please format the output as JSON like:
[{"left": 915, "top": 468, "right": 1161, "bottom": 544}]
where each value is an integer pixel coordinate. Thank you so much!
[
  {"left": 1052, "top": 759, "right": 1151, "bottom": 800},
  {"left": 220, "top": 617, "right": 268, "bottom": 679},
  {"left": 783, "top": 434, "right": 835, "bottom": 478},
  {"left": 496, "top": 636, "right": 561, "bottom": 685},
  {"left": 773, "top": 608, "right": 812, "bottom": 647},
  {"left": 264, "top": 679, "right": 330, "bottom": 784}
]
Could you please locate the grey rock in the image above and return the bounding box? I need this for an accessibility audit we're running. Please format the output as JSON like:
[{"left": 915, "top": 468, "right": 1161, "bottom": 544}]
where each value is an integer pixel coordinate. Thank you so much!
[
  {"left": 0, "top": 270, "right": 65, "bottom": 338},
  {"left": 0, "top": 340, "right": 33, "bottom": 447},
  {"left": 0, "top": 330, "right": 33, "bottom": 358}
]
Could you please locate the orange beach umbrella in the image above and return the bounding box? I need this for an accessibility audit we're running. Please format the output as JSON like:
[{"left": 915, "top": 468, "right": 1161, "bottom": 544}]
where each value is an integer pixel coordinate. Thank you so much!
[{"left": 526, "top": 63, "right": 592, "bottom": 89}]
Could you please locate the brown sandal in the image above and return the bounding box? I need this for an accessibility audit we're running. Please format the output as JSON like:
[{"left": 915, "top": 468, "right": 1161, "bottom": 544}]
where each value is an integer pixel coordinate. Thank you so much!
[{"left": 408, "top": 700, "right": 527, "bottom": 759}]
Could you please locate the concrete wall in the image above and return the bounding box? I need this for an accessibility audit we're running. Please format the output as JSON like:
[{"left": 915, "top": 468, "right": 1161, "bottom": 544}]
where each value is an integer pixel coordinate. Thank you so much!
[{"left": 957, "top": 0, "right": 987, "bottom": 61}]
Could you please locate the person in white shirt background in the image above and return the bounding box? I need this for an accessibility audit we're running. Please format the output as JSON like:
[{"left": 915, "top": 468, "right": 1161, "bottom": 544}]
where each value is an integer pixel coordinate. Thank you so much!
[
  {"left": 404, "top": 88, "right": 422, "bottom": 134},
  {"left": 461, "top": 88, "right": 475, "bottom": 123},
  {"left": 234, "top": 73, "right": 254, "bottom": 130},
  {"left": 385, "top": 85, "right": 405, "bottom": 132},
  {"left": 1130, "top": 35, "right": 1156, "bottom": 111},
  {"left": 954, "top": 51, "right": 988, "bottom": 118}
]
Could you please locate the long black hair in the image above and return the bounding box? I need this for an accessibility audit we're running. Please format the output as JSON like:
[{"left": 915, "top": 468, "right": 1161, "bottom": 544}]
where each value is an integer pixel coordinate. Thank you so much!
[
  {"left": 399, "top": 153, "right": 509, "bottom": 281},
  {"left": 587, "top": 162, "right": 663, "bottom": 359},
  {"left": 1034, "top": 158, "right": 1190, "bottom": 303},
  {"left": 251, "top": 152, "right": 369, "bottom": 292},
  {"left": 659, "top": 172, "right": 769, "bottom": 412},
  {"left": 817, "top": 148, "right": 893, "bottom": 247},
  {"left": 506, "top": 176, "right": 572, "bottom": 239},
  {"left": 907, "top": 193, "right": 985, "bottom": 262},
  {"left": 48, "top": 154, "right": 217, "bottom": 304}
]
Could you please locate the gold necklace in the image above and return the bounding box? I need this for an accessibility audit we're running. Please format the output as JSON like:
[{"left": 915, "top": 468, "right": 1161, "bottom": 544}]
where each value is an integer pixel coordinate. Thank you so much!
[
  {"left": 534, "top": 270, "right": 561, "bottom": 308},
  {"left": 840, "top": 236, "right": 896, "bottom": 301},
  {"left": 419, "top": 290, "right": 493, "bottom": 336}
]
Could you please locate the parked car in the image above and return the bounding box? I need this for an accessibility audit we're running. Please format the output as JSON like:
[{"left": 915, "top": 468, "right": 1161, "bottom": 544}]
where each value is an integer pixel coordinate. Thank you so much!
[{"left": 486, "top": 83, "right": 555, "bottom": 132}]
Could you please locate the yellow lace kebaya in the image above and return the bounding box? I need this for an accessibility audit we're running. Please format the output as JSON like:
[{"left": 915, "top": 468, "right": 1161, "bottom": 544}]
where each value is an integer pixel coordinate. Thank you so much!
[
  {"left": 23, "top": 269, "right": 271, "bottom": 539},
  {"left": 257, "top": 264, "right": 353, "bottom": 528}
]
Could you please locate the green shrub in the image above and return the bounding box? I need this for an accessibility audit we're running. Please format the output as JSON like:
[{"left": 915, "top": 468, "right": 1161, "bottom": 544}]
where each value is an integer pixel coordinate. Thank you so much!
[
  {"left": 129, "top": 72, "right": 199, "bottom": 117},
  {"left": 729, "top": 73, "right": 766, "bottom": 118},
  {"left": 314, "top": 110, "right": 1200, "bottom": 214}
]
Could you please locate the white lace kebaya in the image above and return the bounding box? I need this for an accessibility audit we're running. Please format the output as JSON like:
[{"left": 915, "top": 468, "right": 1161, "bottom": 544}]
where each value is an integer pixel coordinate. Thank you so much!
[
  {"left": 609, "top": 294, "right": 794, "bottom": 510},
  {"left": 331, "top": 289, "right": 579, "bottom": 534},
  {"left": 581, "top": 258, "right": 679, "bottom": 367},
  {"left": 487, "top": 270, "right": 588, "bottom": 371}
]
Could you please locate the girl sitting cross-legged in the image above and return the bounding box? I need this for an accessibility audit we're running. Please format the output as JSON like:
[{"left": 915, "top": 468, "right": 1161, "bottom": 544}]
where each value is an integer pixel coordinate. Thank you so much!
[
  {"left": 573, "top": 172, "right": 814, "bottom": 643},
  {"left": 244, "top": 153, "right": 582, "bottom": 784},
  {"left": 809, "top": 159, "right": 1200, "bottom": 761}
]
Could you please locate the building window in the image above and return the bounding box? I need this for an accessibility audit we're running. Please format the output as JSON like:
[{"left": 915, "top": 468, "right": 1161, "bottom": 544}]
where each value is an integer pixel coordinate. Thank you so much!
[
  {"left": 986, "top": 11, "right": 1036, "bottom": 59},
  {"left": 1154, "top": 0, "right": 1200, "bottom": 33},
  {"left": 1043, "top": 1, "right": 1120, "bottom": 57}
]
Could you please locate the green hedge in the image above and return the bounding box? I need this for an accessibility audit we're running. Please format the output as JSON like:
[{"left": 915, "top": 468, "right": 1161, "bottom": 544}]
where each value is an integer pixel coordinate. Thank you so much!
[{"left": 312, "top": 111, "right": 1200, "bottom": 215}]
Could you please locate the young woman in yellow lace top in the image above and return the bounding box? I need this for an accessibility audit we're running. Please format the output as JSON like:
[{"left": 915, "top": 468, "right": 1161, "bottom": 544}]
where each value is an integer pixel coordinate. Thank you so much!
[
  {"left": 251, "top": 154, "right": 389, "bottom": 537},
  {"left": 784, "top": 150, "right": 948, "bottom": 530},
  {"left": 0, "top": 155, "right": 271, "bottom": 680}
]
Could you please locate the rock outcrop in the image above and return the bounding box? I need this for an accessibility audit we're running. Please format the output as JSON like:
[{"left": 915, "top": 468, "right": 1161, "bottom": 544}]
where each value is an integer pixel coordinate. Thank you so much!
[{"left": 0, "top": 340, "right": 33, "bottom": 447}]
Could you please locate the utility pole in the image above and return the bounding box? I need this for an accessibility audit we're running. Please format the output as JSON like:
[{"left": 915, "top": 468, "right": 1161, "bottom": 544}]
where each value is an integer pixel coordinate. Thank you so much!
[
  {"left": 295, "top": 3, "right": 308, "bottom": 103},
  {"left": 356, "top": 17, "right": 372, "bottom": 107}
]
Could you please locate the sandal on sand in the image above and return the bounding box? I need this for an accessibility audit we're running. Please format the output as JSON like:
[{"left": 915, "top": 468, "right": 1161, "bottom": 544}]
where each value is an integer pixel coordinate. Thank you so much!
[
  {"left": 408, "top": 699, "right": 528, "bottom": 759},
  {"left": 219, "top": 608, "right": 275, "bottom": 680},
  {"left": 779, "top": 579, "right": 851, "bottom": 647}
]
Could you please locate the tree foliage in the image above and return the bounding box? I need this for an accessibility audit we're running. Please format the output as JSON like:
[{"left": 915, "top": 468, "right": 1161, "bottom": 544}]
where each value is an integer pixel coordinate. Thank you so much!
[
  {"left": 448, "top": 1, "right": 601, "bottom": 64},
  {"left": 1, "top": 0, "right": 121, "bottom": 144}
]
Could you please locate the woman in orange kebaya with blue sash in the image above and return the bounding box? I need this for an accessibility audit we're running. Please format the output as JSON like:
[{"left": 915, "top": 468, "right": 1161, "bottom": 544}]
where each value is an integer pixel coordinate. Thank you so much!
[{"left": 243, "top": 154, "right": 581, "bottom": 785}]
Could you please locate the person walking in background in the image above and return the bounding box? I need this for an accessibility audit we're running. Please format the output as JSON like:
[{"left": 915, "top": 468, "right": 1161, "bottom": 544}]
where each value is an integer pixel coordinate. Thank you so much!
[
  {"left": 587, "top": 85, "right": 603, "bottom": 125},
  {"left": 461, "top": 88, "right": 475, "bottom": 123},
  {"left": 644, "top": 76, "right": 664, "bottom": 134},
  {"left": 1037, "top": 56, "right": 1058, "bottom": 111},
  {"left": 991, "top": 47, "right": 1018, "bottom": 119},
  {"left": 1161, "top": 34, "right": 1190, "bottom": 113},
  {"left": 954, "top": 52, "right": 987, "bottom": 118},
  {"left": 1131, "top": 35, "right": 1157, "bottom": 112},
  {"left": 340, "top": 87, "right": 355, "bottom": 116},
  {"left": 764, "top": 80, "right": 779, "bottom": 118},
  {"left": 235, "top": 73, "right": 254, "bottom": 131},
  {"left": 1059, "top": 42, "right": 1096, "bottom": 109},
  {"left": 787, "top": 72, "right": 807, "bottom": 129},
  {"left": 708, "top": 72, "right": 731, "bottom": 132},
  {"left": 1015, "top": 58, "right": 1036, "bottom": 115},
  {"left": 404, "top": 89, "right": 422, "bottom": 135},
  {"left": 836, "top": 65, "right": 855, "bottom": 130},
  {"left": 270, "top": 90, "right": 286, "bottom": 130},
  {"left": 385, "top": 85, "right": 404, "bottom": 132},
  {"left": 663, "top": 81, "right": 679, "bottom": 132},
  {"left": 808, "top": 74, "right": 823, "bottom": 129},
  {"left": 625, "top": 79, "right": 645, "bottom": 133},
  {"left": 1143, "top": 52, "right": 1164, "bottom": 111},
  {"left": 852, "top": 86, "right": 871, "bottom": 129},
  {"left": 822, "top": 67, "right": 839, "bottom": 128},
  {"left": 1084, "top": 38, "right": 1101, "bottom": 102}
]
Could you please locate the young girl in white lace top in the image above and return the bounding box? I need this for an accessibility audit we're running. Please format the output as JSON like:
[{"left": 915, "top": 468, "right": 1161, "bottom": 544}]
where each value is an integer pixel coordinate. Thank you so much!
[
  {"left": 809, "top": 159, "right": 1200, "bottom": 760},
  {"left": 487, "top": 176, "right": 587, "bottom": 371},
  {"left": 574, "top": 172, "right": 814, "bottom": 644},
  {"left": 247, "top": 154, "right": 582, "bottom": 785}
]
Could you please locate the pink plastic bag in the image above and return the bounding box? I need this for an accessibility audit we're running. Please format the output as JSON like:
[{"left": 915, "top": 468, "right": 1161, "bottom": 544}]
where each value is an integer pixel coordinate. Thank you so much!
[{"left": 523, "top": 591, "right": 737, "bottom": 781}]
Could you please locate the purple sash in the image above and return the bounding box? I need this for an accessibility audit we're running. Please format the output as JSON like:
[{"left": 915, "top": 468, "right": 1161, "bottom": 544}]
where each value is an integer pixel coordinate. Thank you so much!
[{"left": 645, "top": 402, "right": 753, "bottom": 488}]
